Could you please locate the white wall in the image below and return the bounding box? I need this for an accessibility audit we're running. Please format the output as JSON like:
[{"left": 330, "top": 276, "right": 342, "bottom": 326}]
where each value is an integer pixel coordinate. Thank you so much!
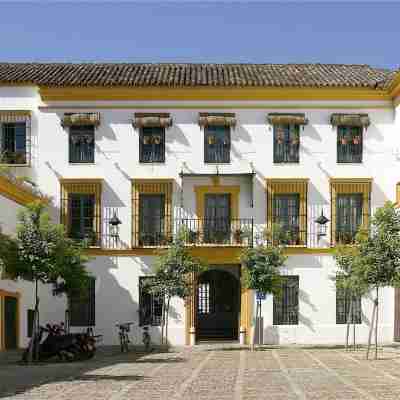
[{"left": 1, "top": 88, "right": 399, "bottom": 345}]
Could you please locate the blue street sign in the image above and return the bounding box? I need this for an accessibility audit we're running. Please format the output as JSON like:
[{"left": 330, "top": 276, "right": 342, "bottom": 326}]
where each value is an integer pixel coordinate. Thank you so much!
[{"left": 256, "top": 291, "right": 266, "bottom": 300}]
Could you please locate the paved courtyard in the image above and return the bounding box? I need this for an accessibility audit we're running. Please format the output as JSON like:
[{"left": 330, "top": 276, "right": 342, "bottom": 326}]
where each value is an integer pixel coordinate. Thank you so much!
[{"left": 3, "top": 346, "right": 400, "bottom": 399}]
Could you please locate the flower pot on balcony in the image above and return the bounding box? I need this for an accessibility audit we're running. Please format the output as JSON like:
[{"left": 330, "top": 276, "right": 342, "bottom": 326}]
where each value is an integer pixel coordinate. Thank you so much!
[
  {"left": 234, "top": 229, "right": 243, "bottom": 244},
  {"left": 143, "top": 136, "right": 151, "bottom": 145},
  {"left": 208, "top": 136, "right": 216, "bottom": 145},
  {"left": 340, "top": 138, "right": 348, "bottom": 145},
  {"left": 153, "top": 135, "right": 161, "bottom": 145},
  {"left": 353, "top": 136, "right": 361, "bottom": 145}
]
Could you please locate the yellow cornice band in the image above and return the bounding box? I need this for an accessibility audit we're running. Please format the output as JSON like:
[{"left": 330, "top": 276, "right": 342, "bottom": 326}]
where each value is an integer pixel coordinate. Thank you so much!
[{"left": 39, "top": 86, "right": 391, "bottom": 102}]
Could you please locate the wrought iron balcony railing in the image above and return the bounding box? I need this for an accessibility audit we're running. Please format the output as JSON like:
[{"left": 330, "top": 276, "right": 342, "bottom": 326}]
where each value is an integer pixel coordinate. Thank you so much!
[{"left": 132, "top": 217, "right": 254, "bottom": 248}]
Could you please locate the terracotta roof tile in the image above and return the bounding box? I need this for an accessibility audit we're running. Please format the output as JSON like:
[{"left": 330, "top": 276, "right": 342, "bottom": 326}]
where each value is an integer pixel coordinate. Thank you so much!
[{"left": 0, "top": 62, "right": 396, "bottom": 89}]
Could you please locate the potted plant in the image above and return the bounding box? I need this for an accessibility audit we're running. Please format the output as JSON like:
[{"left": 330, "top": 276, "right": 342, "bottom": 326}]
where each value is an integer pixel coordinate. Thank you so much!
[
  {"left": 153, "top": 135, "right": 161, "bottom": 145},
  {"left": 208, "top": 135, "right": 216, "bottom": 145},
  {"left": 291, "top": 133, "right": 299, "bottom": 145},
  {"left": 340, "top": 136, "right": 348, "bottom": 145},
  {"left": 234, "top": 229, "right": 243, "bottom": 244},
  {"left": 277, "top": 132, "right": 284, "bottom": 145},
  {"left": 353, "top": 135, "right": 361, "bottom": 145}
]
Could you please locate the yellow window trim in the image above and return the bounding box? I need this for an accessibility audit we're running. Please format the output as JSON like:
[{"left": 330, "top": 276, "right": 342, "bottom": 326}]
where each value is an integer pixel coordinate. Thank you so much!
[
  {"left": 194, "top": 185, "right": 240, "bottom": 220},
  {"left": 0, "top": 290, "right": 20, "bottom": 351},
  {"left": 59, "top": 178, "right": 103, "bottom": 243},
  {"left": 0, "top": 175, "right": 41, "bottom": 206},
  {"left": 265, "top": 178, "right": 309, "bottom": 246},
  {"left": 131, "top": 179, "right": 174, "bottom": 247},
  {"left": 330, "top": 178, "right": 372, "bottom": 246}
]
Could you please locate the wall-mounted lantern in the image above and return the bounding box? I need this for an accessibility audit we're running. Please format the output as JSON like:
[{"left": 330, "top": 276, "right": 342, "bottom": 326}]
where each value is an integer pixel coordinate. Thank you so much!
[
  {"left": 315, "top": 210, "right": 329, "bottom": 239},
  {"left": 109, "top": 212, "right": 122, "bottom": 239}
]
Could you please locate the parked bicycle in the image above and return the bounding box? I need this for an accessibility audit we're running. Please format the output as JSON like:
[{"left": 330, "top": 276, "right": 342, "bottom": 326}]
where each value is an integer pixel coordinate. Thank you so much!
[
  {"left": 116, "top": 322, "right": 152, "bottom": 352},
  {"left": 116, "top": 322, "right": 134, "bottom": 353}
]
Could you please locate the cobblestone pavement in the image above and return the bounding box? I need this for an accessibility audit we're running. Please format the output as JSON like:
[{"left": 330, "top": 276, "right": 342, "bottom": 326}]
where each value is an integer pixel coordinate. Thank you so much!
[{"left": 3, "top": 347, "right": 400, "bottom": 399}]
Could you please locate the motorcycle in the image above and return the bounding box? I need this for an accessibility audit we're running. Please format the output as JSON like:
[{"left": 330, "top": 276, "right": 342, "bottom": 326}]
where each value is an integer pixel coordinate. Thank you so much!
[{"left": 22, "top": 322, "right": 102, "bottom": 362}]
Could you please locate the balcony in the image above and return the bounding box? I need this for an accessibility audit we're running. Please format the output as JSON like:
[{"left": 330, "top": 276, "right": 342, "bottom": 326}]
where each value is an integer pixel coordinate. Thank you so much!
[{"left": 133, "top": 218, "right": 254, "bottom": 248}]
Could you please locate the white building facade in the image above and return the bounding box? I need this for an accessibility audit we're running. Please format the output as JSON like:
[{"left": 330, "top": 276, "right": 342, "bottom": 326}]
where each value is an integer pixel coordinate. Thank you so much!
[{"left": 1, "top": 63, "right": 400, "bottom": 348}]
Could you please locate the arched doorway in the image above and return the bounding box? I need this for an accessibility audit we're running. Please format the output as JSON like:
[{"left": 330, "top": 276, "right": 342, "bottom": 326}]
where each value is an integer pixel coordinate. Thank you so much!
[{"left": 196, "top": 269, "right": 240, "bottom": 341}]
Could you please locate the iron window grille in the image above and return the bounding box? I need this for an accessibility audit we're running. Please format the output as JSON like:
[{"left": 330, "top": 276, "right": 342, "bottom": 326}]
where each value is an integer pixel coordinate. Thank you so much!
[
  {"left": 69, "top": 125, "right": 95, "bottom": 163},
  {"left": 336, "top": 193, "right": 363, "bottom": 244},
  {"left": 273, "top": 276, "right": 299, "bottom": 325},
  {"left": 204, "top": 125, "right": 230, "bottom": 163},
  {"left": 139, "top": 277, "right": 164, "bottom": 326},
  {"left": 139, "top": 127, "right": 165, "bottom": 163},
  {"left": 132, "top": 180, "right": 173, "bottom": 247},
  {"left": 273, "top": 124, "right": 300, "bottom": 163},
  {"left": 198, "top": 282, "right": 211, "bottom": 314},
  {"left": 138, "top": 194, "right": 169, "bottom": 246},
  {"left": 273, "top": 194, "right": 302, "bottom": 245},
  {"left": 337, "top": 126, "right": 363, "bottom": 163},
  {"left": 336, "top": 287, "right": 362, "bottom": 324},
  {"left": 68, "top": 277, "right": 96, "bottom": 327},
  {"left": 0, "top": 122, "right": 30, "bottom": 165}
]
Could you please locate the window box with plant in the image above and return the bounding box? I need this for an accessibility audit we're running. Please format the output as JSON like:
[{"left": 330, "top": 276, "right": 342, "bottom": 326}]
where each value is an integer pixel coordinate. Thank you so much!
[
  {"left": 140, "top": 127, "right": 165, "bottom": 163},
  {"left": 337, "top": 126, "right": 363, "bottom": 163},
  {"left": 273, "top": 124, "right": 300, "bottom": 164},
  {"left": 204, "top": 125, "right": 230, "bottom": 163}
]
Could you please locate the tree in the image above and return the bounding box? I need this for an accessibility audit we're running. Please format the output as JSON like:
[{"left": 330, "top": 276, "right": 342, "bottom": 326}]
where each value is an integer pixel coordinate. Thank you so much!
[
  {"left": 240, "top": 224, "right": 287, "bottom": 348},
  {"left": 0, "top": 201, "right": 91, "bottom": 361},
  {"left": 334, "top": 244, "right": 369, "bottom": 350},
  {"left": 353, "top": 202, "right": 400, "bottom": 359},
  {"left": 145, "top": 231, "right": 206, "bottom": 346}
]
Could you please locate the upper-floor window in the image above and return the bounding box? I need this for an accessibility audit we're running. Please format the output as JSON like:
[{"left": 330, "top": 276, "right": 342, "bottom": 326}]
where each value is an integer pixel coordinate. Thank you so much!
[
  {"left": 0, "top": 122, "right": 27, "bottom": 165},
  {"left": 336, "top": 193, "right": 363, "bottom": 244},
  {"left": 273, "top": 124, "right": 300, "bottom": 163},
  {"left": 60, "top": 179, "right": 102, "bottom": 247},
  {"left": 330, "top": 178, "right": 371, "bottom": 246},
  {"left": 273, "top": 276, "right": 299, "bottom": 325},
  {"left": 266, "top": 179, "right": 308, "bottom": 246},
  {"left": 139, "top": 127, "right": 165, "bottom": 163},
  {"left": 337, "top": 126, "right": 362, "bottom": 163},
  {"left": 69, "top": 125, "right": 95, "bottom": 164},
  {"left": 204, "top": 125, "right": 230, "bottom": 163},
  {"left": 273, "top": 194, "right": 301, "bottom": 245}
]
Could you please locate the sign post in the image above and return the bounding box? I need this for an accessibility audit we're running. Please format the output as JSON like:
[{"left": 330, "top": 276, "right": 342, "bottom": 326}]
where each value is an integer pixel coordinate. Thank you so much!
[{"left": 256, "top": 292, "right": 266, "bottom": 346}]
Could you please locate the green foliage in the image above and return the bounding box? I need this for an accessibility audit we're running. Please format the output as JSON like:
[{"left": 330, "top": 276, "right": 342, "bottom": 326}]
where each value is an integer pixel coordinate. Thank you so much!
[
  {"left": 354, "top": 202, "right": 400, "bottom": 289},
  {"left": 146, "top": 231, "right": 207, "bottom": 300},
  {"left": 0, "top": 201, "right": 91, "bottom": 297},
  {"left": 240, "top": 225, "right": 287, "bottom": 295},
  {"left": 334, "top": 244, "right": 369, "bottom": 297}
]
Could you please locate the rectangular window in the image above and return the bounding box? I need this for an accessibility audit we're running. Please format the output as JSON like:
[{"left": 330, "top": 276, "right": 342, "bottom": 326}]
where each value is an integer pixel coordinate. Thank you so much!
[
  {"left": 139, "top": 194, "right": 165, "bottom": 246},
  {"left": 69, "top": 125, "right": 95, "bottom": 163},
  {"left": 336, "top": 193, "right": 363, "bottom": 244},
  {"left": 336, "top": 287, "right": 362, "bottom": 324},
  {"left": 273, "top": 124, "right": 300, "bottom": 163},
  {"left": 139, "top": 127, "right": 165, "bottom": 163},
  {"left": 68, "top": 193, "right": 98, "bottom": 245},
  {"left": 0, "top": 122, "right": 27, "bottom": 164},
  {"left": 273, "top": 276, "right": 299, "bottom": 325},
  {"left": 204, "top": 125, "right": 230, "bottom": 163},
  {"left": 273, "top": 194, "right": 300, "bottom": 245},
  {"left": 337, "top": 126, "right": 363, "bottom": 163},
  {"left": 139, "top": 277, "right": 163, "bottom": 326},
  {"left": 69, "top": 277, "right": 96, "bottom": 327}
]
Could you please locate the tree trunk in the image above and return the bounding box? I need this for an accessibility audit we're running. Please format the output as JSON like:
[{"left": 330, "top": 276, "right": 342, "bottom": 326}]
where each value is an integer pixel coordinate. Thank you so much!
[
  {"left": 160, "top": 294, "right": 165, "bottom": 345},
  {"left": 375, "top": 287, "right": 379, "bottom": 360},
  {"left": 165, "top": 296, "right": 170, "bottom": 350},
  {"left": 251, "top": 302, "right": 258, "bottom": 351},
  {"left": 346, "top": 299, "right": 353, "bottom": 351},
  {"left": 366, "top": 295, "right": 377, "bottom": 360},
  {"left": 259, "top": 300, "right": 262, "bottom": 346}
]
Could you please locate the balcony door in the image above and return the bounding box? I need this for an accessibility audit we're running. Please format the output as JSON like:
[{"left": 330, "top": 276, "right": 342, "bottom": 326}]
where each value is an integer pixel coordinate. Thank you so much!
[
  {"left": 204, "top": 194, "right": 231, "bottom": 244},
  {"left": 139, "top": 194, "right": 165, "bottom": 246}
]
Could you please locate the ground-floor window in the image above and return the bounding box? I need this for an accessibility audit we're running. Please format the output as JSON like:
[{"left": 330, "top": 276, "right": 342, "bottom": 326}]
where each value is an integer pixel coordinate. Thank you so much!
[
  {"left": 336, "top": 288, "right": 362, "bottom": 324},
  {"left": 273, "top": 276, "right": 299, "bottom": 325},
  {"left": 69, "top": 277, "right": 96, "bottom": 327},
  {"left": 139, "top": 277, "right": 164, "bottom": 326}
]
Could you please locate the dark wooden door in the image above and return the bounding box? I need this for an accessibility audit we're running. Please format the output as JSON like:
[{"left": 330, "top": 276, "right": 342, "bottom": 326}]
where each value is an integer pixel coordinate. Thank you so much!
[
  {"left": 4, "top": 296, "right": 18, "bottom": 349},
  {"left": 197, "top": 269, "right": 239, "bottom": 340}
]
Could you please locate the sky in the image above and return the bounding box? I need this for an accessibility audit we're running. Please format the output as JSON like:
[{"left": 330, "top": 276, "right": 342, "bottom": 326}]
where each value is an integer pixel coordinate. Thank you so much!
[{"left": 0, "top": 1, "right": 399, "bottom": 70}]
